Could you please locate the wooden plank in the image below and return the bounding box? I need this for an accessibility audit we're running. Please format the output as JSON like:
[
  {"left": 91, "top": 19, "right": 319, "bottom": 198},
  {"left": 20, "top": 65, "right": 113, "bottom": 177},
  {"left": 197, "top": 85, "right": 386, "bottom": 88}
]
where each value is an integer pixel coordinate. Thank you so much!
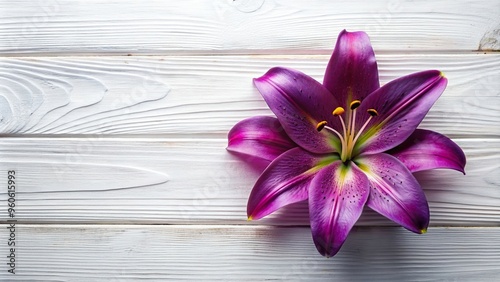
[
  {"left": 0, "top": 225, "right": 499, "bottom": 280},
  {"left": 1, "top": 0, "right": 496, "bottom": 279},
  {"left": 0, "top": 0, "right": 499, "bottom": 55},
  {"left": 0, "top": 137, "right": 498, "bottom": 226},
  {"left": 0, "top": 54, "right": 498, "bottom": 136}
]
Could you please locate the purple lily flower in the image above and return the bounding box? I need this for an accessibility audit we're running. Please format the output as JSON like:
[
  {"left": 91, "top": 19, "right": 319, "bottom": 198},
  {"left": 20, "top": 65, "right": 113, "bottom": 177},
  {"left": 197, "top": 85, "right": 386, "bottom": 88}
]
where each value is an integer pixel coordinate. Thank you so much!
[{"left": 227, "top": 30, "right": 466, "bottom": 257}]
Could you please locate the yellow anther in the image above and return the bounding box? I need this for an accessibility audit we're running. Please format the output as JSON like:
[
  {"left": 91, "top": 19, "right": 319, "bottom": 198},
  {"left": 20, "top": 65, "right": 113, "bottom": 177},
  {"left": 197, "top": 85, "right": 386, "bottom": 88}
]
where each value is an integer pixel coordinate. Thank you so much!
[
  {"left": 367, "top": 109, "right": 379, "bottom": 117},
  {"left": 316, "top": 121, "right": 328, "bottom": 132},
  {"left": 350, "top": 100, "right": 361, "bottom": 110},
  {"left": 332, "top": 107, "right": 345, "bottom": 116}
]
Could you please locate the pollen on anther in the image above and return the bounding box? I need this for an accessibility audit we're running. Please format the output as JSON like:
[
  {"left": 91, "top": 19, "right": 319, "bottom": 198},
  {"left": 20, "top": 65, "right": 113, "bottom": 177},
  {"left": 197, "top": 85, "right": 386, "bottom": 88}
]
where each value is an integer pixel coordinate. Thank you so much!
[
  {"left": 350, "top": 100, "right": 361, "bottom": 110},
  {"left": 332, "top": 107, "right": 345, "bottom": 116},
  {"left": 367, "top": 109, "right": 378, "bottom": 116},
  {"left": 316, "top": 121, "right": 328, "bottom": 131}
]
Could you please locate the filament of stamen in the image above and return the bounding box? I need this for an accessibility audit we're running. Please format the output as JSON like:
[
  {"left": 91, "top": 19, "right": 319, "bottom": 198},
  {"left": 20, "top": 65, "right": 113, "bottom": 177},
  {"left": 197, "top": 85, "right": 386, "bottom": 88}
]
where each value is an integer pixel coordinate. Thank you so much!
[
  {"left": 345, "top": 100, "right": 361, "bottom": 161},
  {"left": 343, "top": 110, "right": 355, "bottom": 161},
  {"left": 333, "top": 100, "right": 361, "bottom": 162},
  {"left": 316, "top": 120, "right": 346, "bottom": 153},
  {"left": 332, "top": 107, "right": 348, "bottom": 145},
  {"left": 338, "top": 116, "right": 347, "bottom": 143},
  {"left": 324, "top": 125, "right": 345, "bottom": 146},
  {"left": 347, "top": 100, "right": 361, "bottom": 138},
  {"left": 351, "top": 109, "right": 378, "bottom": 147},
  {"left": 349, "top": 109, "right": 357, "bottom": 142},
  {"left": 351, "top": 118, "right": 372, "bottom": 147}
]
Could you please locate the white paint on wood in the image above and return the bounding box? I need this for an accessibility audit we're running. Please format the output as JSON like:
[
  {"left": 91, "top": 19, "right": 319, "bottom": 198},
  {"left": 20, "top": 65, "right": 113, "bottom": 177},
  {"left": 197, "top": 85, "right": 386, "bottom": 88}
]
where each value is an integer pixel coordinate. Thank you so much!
[
  {"left": 0, "top": 0, "right": 499, "bottom": 55},
  {"left": 1, "top": 54, "right": 498, "bottom": 135},
  {"left": 0, "top": 225, "right": 499, "bottom": 280}
]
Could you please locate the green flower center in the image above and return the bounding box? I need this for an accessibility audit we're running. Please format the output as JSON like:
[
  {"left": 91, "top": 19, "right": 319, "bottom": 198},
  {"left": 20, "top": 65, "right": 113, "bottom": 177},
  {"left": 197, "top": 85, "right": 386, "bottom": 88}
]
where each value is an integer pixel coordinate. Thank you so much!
[{"left": 316, "top": 100, "right": 378, "bottom": 162}]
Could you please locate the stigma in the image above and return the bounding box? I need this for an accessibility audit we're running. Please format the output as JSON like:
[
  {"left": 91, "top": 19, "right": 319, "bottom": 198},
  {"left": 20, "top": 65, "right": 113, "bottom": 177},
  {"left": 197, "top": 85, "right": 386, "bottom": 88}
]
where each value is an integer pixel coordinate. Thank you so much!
[{"left": 316, "top": 100, "right": 378, "bottom": 162}]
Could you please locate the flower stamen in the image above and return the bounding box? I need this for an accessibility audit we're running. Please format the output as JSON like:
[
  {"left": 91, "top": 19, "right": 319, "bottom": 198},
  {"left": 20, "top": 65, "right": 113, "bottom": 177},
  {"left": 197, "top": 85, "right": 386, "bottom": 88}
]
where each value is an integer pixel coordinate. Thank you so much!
[
  {"left": 349, "top": 100, "right": 361, "bottom": 110},
  {"left": 343, "top": 100, "right": 361, "bottom": 161},
  {"left": 316, "top": 121, "right": 328, "bottom": 131},
  {"left": 367, "top": 109, "right": 378, "bottom": 116},
  {"left": 316, "top": 120, "right": 346, "bottom": 150},
  {"left": 352, "top": 108, "right": 379, "bottom": 147},
  {"left": 332, "top": 107, "right": 348, "bottom": 141},
  {"left": 323, "top": 101, "right": 378, "bottom": 162},
  {"left": 332, "top": 107, "right": 345, "bottom": 116}
]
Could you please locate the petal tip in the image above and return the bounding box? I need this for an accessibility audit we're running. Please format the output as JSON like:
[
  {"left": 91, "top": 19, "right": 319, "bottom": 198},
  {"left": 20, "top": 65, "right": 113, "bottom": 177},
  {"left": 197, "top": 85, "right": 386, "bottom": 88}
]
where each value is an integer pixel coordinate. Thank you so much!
[
  {"left": 338, "top": 29, "right": 369, "bottom": 38},
  {"left": 457, "top": 166, "right": 466, "bottom": 175},
  {"left": 438, "top": 71, "right": 448, "bottom": 85},
  {"left": 313, "top": 241, "right": 341, "bottom": 258}
]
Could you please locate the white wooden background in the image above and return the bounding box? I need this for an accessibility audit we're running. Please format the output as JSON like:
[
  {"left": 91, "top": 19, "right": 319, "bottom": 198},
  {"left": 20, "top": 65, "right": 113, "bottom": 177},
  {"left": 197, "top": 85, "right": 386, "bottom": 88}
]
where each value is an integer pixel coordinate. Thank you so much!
[{"left": 1, "top": 0, "right": 499, "bottom": 280}]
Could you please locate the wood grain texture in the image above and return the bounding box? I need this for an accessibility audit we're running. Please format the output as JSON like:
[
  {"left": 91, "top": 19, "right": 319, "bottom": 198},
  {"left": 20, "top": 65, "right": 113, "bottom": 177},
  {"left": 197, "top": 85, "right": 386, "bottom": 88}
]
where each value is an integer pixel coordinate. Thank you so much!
[
  {"left": 0, "top": 137, "right": 497, "bottom": 226},
  {"left": 0, "top": 225, "right": 499, "bottom": 281},
  {"left": 1, "top": 0, "right": 499, "bottom": 279},
  {"left": 1, "top": 54, "right": 499, "bottom": 136},
  {"left": 1, "top": 0, "right": 499, "bottom": 55}
]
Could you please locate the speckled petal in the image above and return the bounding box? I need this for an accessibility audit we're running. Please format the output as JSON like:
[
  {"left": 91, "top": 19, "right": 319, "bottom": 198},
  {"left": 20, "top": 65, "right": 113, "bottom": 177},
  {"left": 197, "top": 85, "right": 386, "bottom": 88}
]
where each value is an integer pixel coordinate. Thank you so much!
[
  {"left": 227, "top": 116, "right": 297, "bottom": 163},
  {"left": 356, "top": 153, "right": 429, "bottom": 233},
  {"left": 389, "top": 129, "right": 466, "bottom": 173},
  {"left": 309, "top": 160, "right": 369, "bottom": 257},
  {"left": 354, "top": 70, "right": 447, "bottom": 155},
  {"left": 323, "top": 30, "right": 380, "bottom": 108},
  {"left": 254, "top": 67, "right": 341, "bottom": 154},
  {"left": 247, "top": 148, "right": 339, "bottom": 220}
]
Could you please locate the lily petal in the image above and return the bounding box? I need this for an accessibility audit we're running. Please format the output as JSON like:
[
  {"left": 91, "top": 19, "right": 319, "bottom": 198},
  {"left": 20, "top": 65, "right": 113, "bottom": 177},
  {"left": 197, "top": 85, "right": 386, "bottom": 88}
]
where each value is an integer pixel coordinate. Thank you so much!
[
  {"left": 323, "top": 30, "right": 380, "bottom": 108},
  {"left": 227, "top": 116, "right": 297, "bottom": 163},
  {"left": 247, "top": 148, "right": 339, "bottom": 220},
  {"left": 309, "top": 160, "right": 369, "bottom": 257},
  {"left": 254, "top": 67, "right": 341, "bottom": 154},
  {"left": 355, "top": 70, "right": 447, "bottom": 155},
  {"left": 356, "top": 153, "right": 429, "bottom": 233},
  {"left": 389, "top": 129, "right": 466, "bottom": 173}
]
